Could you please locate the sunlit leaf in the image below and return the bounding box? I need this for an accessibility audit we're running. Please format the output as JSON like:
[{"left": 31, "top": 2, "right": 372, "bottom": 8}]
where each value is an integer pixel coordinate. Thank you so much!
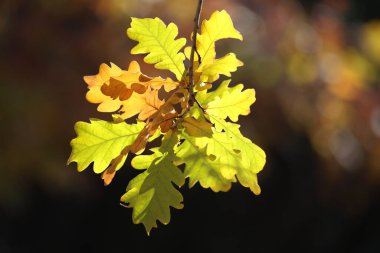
[
  {"left": 177, "top": 120, "right": 265, "bottom": 195},
  {"left": 210, "top": 116, "right": 266, "bottom": 194},
  {"left": 84, "top": 62, "right": 124, "bottom": 112},
  {"left": 176, "top": 132, "right": 236, "bottom": 192},
  {"left": 182, "top": 117, "right": 212, "bottom": 137},
  {"left": 199, "top": 53, "right": 243, "bottom": 83},
  {"left": 206, "top": 84, "right": 255, "bottom": 122},
  {"left": 121, "top": 133, "right": 184, "bottom": 234},
  {"left": 185, "top": 10, "right": 243, "bottom": 88},
  {"left": 128, "top": 17, "right": 187, "bottom": 80},
  {"left": 195, "top": 10, "right": 242, "bottom": 65},
  {"left": 84, "top": 61, "right": 179, "bottom": 119},
  {"left": 68, "top": 119, "right": 145, "bottom": 173}
]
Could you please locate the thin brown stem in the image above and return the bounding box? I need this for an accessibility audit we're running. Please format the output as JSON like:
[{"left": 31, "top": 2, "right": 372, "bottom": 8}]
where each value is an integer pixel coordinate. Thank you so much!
[
  {"left": 188, "top": 0, "right": 204, "bottom": 95},
  {"left": 191, "top": 94, "right": 206, "bottom": 112}
]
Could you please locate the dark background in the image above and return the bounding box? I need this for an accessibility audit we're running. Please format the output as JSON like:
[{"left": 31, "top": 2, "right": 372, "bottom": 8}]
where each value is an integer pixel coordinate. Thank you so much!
[{"left": 1, "top": 0, "right": 380, "bottom": 252}]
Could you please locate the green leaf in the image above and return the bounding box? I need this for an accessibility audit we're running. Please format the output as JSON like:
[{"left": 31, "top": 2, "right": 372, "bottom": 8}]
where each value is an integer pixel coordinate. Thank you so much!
[
  {"left": 210, "top": 116, "right": 266, "bottom": 194},
  {"left": 131, "top": 147, "right": 161, "bottom": 170},
  {"left": 68, "top": 119, "right": 145, "bottom": 173},
  {"left": 196, "top": 79, "right": 232, "bottom": 105},
  {"left": 177, "top": 118, "right": 265, "bottom": 195},
  {"left": 127, "top": 17, "right": 187, "bottom": 80},
  {"left": 197, "top": 80, "right": 256, "bottom": 122},
  {"left": 176, "top": 132, "right": 236, "bottom": 192},
  {"left": 121, "top": 132, "right": 184, "bottom": 234}
]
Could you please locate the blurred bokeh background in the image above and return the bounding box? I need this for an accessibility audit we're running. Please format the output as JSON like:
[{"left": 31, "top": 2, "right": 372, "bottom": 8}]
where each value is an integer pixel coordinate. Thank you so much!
[{"left": 1, "top": 0, "right": 380, "bottom": 252}]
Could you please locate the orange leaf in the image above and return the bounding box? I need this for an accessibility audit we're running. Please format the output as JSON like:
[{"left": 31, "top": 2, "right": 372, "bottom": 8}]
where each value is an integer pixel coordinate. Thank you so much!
[
  {"left": 84, "top": 61, "right": 180, "bottom": 114},
  {"left": 101, "top": 146, "right": 130, "bottom": 186},
  {"left": 101, "top": 168, "right": 117, "bottom": 186},
  {"left": 128, "top": 89, "right": 189, "bottom": 153}
]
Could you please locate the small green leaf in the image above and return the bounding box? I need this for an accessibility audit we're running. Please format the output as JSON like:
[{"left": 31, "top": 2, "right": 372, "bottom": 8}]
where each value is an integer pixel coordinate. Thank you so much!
[
  {"left": 131, "top": 148, "right": 161, "bottom": 170},
  {"left": 121, "top": 132, "right": 184, "bottom": 234},
  {"left": 127, "top": 17, "right": 187, "bottom": 80},
  {"left": 68, "top": 119, "right": 145, "bottom": 173}
]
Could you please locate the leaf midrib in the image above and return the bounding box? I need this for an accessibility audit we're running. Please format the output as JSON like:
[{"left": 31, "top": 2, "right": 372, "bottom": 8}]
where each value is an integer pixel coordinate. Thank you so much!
[
  {"left": 134, "top": 20, "right": 184, "bottom": 79},
  {"left": 77, "top": 127, "right": 140, "bottom": 150},
  {"left": 207, "top": 98, "right": 248, "bottom": 110}
]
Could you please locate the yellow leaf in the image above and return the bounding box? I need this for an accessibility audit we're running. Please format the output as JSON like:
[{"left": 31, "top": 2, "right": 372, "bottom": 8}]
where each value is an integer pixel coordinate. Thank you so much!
[
  {"left": 113, "top": 61, "right": 179, "bottom": 92},
  {"left": 84, "top": 62, "right": 123, "bottom": 111},
  {"left": 199, "top": 53, "right": 243, "bottom": 83},
  {"left": 147, "top": 77, "right": 180, "bottom": 92},
  {"left": 84, "top": 62, "right": 137, "bottom": 112},
  {"left": 185, "top": 10, "right": 243, "bottom": 88},
  {"left": 191, "top": 10, "right": 242, "bottom": 66},
  {"left": 203, "top": 83, "right": 256, "bottom": 122},
  {"left": 117, "top": 93, "right": 146, "bottom": 119}
]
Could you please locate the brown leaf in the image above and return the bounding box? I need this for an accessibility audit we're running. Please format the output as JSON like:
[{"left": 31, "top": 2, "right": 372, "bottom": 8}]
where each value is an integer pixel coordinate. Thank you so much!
[
  {"left": 101, "top": 146, "right": 130, "bottom": 186},
  {"left": 183, "top": 117, "right": 213, "bottom": 137},
  {"left": 101, "top": 168, "right": 117, "bottom": 186}
]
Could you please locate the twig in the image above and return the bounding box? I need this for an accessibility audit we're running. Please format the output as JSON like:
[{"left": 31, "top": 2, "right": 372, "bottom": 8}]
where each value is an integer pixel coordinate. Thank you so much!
[
  {"left": 193, "top": 95, "right": 205, "bottom": 112},
  {"left": 188, "top": 0, "right": 204, "bottom": 95}
]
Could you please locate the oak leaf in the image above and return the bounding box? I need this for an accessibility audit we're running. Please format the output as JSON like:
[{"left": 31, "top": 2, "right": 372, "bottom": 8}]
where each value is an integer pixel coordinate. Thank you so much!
[
  {"left": 206, "top": 83, "right": 256, "bottom": 122},
  {"left": 121, "top": 132, "right": 184, "bottom": 234},
  {"left": 210, "top": 116, "right": 266, "bottom": 194},
  {"left": 176, "top": 132, "right": 236, "bottom": 192},
  {"left": 182, "top": 117, "right": 212, "bottom": 137},
  {"left": 127, "top": 17, "right": 187, "bottom": 80},
  {"left": 67, "top": 119, "right": 145, "bottom": 173},
  {"left": 184, "top": 10, "right": 243, "bottom": 89},
  {"left": 84, "top": 61, "right": 180, "bottom": 118}
]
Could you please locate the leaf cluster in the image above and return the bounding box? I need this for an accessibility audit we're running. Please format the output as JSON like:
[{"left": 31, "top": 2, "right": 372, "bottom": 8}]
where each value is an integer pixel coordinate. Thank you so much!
[{"left": 68, "top": 10, "right": 266, "bottom": 234}]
